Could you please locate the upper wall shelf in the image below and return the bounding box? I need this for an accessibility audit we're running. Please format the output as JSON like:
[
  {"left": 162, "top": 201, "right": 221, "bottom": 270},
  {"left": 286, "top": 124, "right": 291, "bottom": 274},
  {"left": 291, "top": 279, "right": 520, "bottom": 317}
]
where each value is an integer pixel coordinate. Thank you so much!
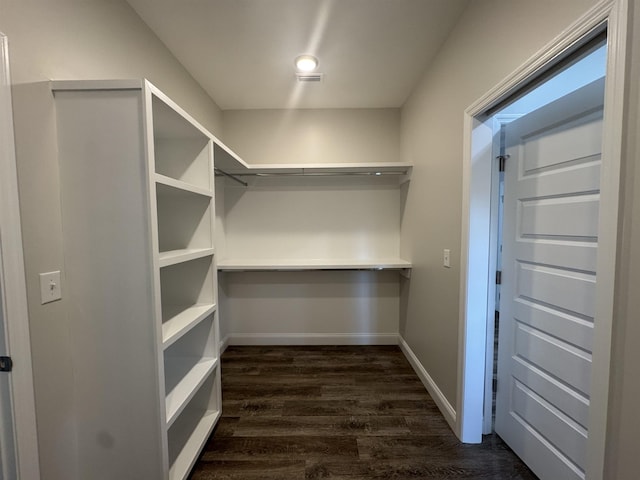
[
  {"left": 215, "top": 161, "right": 413, "bottom": 178},
  {"left": 213, "top": 141, "right": 412, "bottom": 180},
  {"left": 217, "top": 258, "right": 412, "bottom": 277}
]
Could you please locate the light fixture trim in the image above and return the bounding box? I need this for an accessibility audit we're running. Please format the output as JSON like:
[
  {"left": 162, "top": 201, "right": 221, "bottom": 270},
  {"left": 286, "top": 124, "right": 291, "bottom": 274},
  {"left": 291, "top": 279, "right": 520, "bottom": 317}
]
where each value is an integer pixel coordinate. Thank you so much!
[{"left": 295, "top": 54, "right": 319, "bottom": 72}]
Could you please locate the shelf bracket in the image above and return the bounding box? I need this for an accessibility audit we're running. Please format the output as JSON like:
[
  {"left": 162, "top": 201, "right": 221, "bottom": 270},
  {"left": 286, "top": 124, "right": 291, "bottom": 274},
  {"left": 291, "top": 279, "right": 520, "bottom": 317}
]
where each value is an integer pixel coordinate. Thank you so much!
[{"left": 400, "top": 268, "right": 412, "bottom": 279}]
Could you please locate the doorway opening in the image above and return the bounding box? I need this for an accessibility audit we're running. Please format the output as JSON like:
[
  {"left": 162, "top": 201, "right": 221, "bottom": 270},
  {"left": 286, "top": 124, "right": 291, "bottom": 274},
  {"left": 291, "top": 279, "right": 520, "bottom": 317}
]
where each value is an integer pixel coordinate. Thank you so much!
[{"left": 483, "top": 37, "right": 608, "bottom": 436}]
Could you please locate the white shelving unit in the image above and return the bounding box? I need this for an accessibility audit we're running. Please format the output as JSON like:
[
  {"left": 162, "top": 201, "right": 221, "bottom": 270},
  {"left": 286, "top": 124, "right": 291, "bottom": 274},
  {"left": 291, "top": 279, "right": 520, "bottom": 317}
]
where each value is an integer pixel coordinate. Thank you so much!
[
  {"left": 52, "top": 80, "right": 221, "bottom": 480},
  {"left": 214, "top": 140, "right": 413, "bottom": 346},
  {"left": 215, "top": 150, "right": 413, "bottom": 272}
]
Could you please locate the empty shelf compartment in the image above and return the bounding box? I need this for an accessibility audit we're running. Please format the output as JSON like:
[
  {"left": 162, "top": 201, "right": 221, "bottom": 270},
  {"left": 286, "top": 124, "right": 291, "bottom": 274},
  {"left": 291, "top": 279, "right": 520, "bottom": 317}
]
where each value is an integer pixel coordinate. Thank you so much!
[
  {"left": 167, "top": 372, "right": 220, "bottom": 480},
  {"left": 152, "top": 94, "right": 212, "bottom": 190}
]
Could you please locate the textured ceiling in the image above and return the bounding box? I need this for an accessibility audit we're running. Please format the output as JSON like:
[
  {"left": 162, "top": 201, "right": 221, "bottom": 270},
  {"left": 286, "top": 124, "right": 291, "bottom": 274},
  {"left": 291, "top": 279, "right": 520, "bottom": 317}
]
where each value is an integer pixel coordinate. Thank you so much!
[{"left": 126, "top": 0, "right": 469, "bottom": 110}]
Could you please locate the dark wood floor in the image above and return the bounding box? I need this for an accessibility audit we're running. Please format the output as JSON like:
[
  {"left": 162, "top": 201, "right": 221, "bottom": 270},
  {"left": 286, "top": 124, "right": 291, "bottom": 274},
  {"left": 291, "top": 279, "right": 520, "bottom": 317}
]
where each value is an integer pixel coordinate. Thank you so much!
[{"left": 190, "top": 345, "right": 537, "bottom": 480}]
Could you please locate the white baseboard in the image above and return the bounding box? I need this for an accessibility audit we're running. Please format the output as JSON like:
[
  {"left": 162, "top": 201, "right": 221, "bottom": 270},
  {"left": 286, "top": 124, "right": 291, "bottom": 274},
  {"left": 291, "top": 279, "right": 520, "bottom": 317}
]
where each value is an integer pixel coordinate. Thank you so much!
[
  {"left": 226, "top": 333, "right": 399, "bottom": 346},
  {"left": 398, "top": 335, "right": 457, "bottom": 432},
  {"left": 219, "top": 334, "right": 230, "bottom": 354}
]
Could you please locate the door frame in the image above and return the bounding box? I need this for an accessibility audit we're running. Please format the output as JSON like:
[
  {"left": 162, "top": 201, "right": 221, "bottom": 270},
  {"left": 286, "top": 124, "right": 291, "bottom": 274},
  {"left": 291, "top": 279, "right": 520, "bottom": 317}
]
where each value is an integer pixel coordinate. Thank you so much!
[
  {"left": 481, "top": 113, "right": 519, "bottom": 435},
  {"left": 0, "top": 32, "right": 41, "bottom": 479},
  {"left": 457, "top": 1, "right": 628, "bottom": 478}
]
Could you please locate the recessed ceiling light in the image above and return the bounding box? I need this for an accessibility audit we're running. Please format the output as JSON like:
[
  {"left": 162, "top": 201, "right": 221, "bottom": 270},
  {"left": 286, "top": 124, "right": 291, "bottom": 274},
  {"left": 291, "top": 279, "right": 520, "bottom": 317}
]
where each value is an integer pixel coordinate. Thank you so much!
[{"left": 295, "top": 55, "right": 319, "bottom": 72}]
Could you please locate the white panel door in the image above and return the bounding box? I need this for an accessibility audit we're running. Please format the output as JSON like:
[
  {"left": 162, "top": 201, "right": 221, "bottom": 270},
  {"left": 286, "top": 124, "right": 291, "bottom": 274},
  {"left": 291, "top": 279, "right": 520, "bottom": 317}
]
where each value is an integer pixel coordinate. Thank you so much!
[{"left": 495, "top": 78, "right": 605, "bottom": 480}]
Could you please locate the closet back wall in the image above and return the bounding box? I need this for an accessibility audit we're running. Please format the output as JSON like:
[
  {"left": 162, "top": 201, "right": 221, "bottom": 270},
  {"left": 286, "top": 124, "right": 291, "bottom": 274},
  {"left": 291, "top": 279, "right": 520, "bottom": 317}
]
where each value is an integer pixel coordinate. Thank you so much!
[
  {"left": 0, "top": 1, "right": 223, "bottom": 479},
  {"left": 222, "top": 108, "right": 400, "bottom": 165},
  {"left": 219, "top": 108, "right": 404, "bottom": 345}
]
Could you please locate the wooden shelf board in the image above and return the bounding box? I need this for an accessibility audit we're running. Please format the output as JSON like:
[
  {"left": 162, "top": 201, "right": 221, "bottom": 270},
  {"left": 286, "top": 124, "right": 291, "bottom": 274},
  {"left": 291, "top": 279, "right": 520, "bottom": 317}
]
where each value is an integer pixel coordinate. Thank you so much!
[
  {"left": 165, "top": 357, "right": 218, "bottom": 428},
  {"left": 216, "top": 161, "right": 413, "bottom": 176},
  {"left": 158, "top": 248, "right": 214, "bottom": 268},
  {"left": 148, "top": 82, "right": 212, "bottom": 141},
  {"left": 162, "top": 304, "right": 217, "bottom": 349},
  {"left": 155, "top": 174, "right": 213, "bottom": 198},
  {"left": 51, "top": 79, "right": 144, "bottom": 91},
  {"left": 217, "top": 258, "right": 412, "bottom": 271},
  {"left": 168, "top": 409, "right": 220, "bottom": 480},
  {"left": 213, "top": 142, "right": 250, "bottom": 172}
]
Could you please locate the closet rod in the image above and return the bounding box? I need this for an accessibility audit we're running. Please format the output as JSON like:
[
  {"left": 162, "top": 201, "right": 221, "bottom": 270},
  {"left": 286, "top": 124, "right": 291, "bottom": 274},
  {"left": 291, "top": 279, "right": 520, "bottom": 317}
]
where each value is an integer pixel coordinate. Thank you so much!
[{"left": 214, "top": 167, "right": 248, "bottom": 186}]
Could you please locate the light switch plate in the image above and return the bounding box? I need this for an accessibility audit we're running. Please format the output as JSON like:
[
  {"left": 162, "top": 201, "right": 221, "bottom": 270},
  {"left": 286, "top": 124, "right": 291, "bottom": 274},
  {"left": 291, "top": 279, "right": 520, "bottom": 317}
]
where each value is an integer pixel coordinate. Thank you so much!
[
  {"left": 40, "top": 271, "right": 62, "bottom": 304},
  {"left": 443, "top": 249, "right": 451, "bottom": 268}
]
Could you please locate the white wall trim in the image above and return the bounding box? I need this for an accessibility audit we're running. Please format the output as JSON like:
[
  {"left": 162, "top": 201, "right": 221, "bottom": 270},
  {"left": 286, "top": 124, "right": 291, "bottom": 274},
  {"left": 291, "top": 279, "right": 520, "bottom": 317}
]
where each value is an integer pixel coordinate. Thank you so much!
[
  {"left": 586, "top": 1, "right": 629, "bottom": 478},
  {"left": 465, "top": 1, "right": 615, "bottom": 117},
  {"left": 219, "top": 334, "right": 230, "bottom": 354},
  {"left": 398, "top": 336, "right": 456, "bottom": 431},
  {"left": 458, "top": 1, "right": 627, "bottom": 478},
  {"left": 227, "top": 333, "right": 399, "bottom": 346},
  {"left": 0, "top": 33, "right": 41, "bottom": 480}
]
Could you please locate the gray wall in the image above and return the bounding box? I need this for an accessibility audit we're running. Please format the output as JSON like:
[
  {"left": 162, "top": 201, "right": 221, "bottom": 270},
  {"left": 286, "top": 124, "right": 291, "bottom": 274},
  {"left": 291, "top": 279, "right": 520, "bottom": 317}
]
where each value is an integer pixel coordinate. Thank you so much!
[
  {"left": 222, "top": 108, "right": 400, "bottom": 165},
  {"left": 0, "top": 1, "right": 223, "bottom": 478},
  {"left": 399, "top": 0, "right": 599, "bottom": 414}
]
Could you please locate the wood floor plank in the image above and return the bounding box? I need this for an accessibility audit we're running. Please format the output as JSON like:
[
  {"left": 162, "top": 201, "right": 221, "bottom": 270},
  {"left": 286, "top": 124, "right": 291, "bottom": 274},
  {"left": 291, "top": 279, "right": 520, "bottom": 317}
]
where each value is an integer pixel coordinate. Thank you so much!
[
  {"left": 221, "top": 398, "right": 285, "bottom": 416},
  {"left": 404, "top": 415, "right": 454, "bottom": 434},
  {"left": 223, "top": 384, "right": 322, "bottom": 400},
  {"left": 190, "top": 459, "right": 305, "bottom": 480},
  {"left": 305, "top": 458, "right": 537, "bottom": 479},
  {"left": 222, "top": 374, "right": 356, "bottom": 386},
  {"left": 320, "top": 383, "right": 432, "bottom": 401},
  {"left": 189, "top": 346, "right": 537, "bottom": 480},
  {"left": 283, "top": 399, "right": 438, "bottom": 416},
  {"left": 200, "top": 435, "right": 359, "bottom": 461},
  {"left": 227, "top": 415, "right": 411, "bottom": 437}
]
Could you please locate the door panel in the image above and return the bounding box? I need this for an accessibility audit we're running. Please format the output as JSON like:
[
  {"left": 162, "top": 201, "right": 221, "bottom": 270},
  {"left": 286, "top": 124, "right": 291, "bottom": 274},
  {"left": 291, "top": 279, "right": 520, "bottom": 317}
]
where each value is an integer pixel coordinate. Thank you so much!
[
  {"left": 515, "top": 159, "right": 601, "bottom": 199},
  {"left": 495, "top": 77, "right": 605, "bottom": 480},
  {"left": 510, "top": 380, "right": 587, "bottom": 467},
  {"left": 514, "top": 241, "right": 597, "bottom": 273},
  {"left": 512, "top": 299, "right": 593, "bottom": 352},
  {"left": 511, "top": 357, "right": 590, "bottom": 429},
  {"left": 516, "top": 263, "right": 596, "bottom": 317},
  {"left": 519, "top": 195, "right": 600, "bottom": 238},
  {"left": 514, "top": 322, "right": 591, "bottom": 395},
  {"left": 520, "top": 109, "right": 603, "bottom": 172}
]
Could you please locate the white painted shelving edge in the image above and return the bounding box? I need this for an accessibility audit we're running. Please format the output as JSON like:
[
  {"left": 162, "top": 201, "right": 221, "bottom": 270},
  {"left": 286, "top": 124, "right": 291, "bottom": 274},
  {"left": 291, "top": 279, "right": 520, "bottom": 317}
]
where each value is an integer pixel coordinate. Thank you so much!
[{"left": 217, "top": 258, "right": 412, "bottom": 271}]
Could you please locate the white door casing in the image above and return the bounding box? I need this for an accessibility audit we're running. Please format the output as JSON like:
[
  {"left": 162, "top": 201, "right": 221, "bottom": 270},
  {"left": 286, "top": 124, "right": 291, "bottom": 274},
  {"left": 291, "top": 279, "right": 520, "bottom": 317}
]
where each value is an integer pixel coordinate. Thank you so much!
[
  {"left": 0, "top": 32, "right": 41, "bottom": 480},
  {"left": 495, "top": 78, "right": 605, "bottom": 480}
]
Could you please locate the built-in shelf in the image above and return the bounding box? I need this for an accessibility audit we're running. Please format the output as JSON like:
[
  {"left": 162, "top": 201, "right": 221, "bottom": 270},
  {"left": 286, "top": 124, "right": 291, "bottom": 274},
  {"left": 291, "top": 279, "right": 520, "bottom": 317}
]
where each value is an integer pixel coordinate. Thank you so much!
[
  {"left": 164, "top": 357, "right": 217, "bottom": 427},
  {"left": 215, "top": 161, "right": 413, "bottom": 179},
  {"left": 153, "top": 94, "right": 212, "bottom": 192},
  {"left": 53, "top": 79, "right": 221, "bottom": 480},
  {"left": 217, "top": 258, "right": 412, "bottom": 271},
  {"left": 156, "top": 183, "right": 213, "bottom": 255},
  {"left": 155, "top": 174, "right": 213, "bottom": 198},
  {"left": 159, "top": 248, "right": 215, "bottom": 268},
  {"left": 168, "top": 408, "right": 220, "bottom": 480},
  {"left": 162, "top": 304, "right": 217, "bottom": 349},
  {"left": 212, "top": 139, "right": 412, "bottom": 181}
]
